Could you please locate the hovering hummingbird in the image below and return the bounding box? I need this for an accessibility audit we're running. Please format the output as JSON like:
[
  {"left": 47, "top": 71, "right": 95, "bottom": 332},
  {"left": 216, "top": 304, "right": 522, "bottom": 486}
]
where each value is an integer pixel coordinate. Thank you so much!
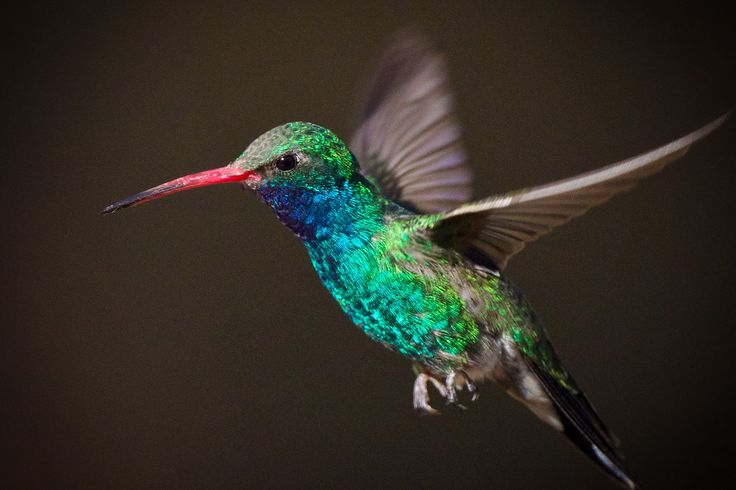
[{"left": 103, "top": 30, "right": 727, "bottom": 488}]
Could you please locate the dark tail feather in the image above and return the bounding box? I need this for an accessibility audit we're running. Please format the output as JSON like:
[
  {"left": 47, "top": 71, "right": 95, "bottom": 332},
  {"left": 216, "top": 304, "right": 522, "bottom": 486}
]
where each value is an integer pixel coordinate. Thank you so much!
[{"left": 529, "top": 364, "right": 637, "bottom": 489}]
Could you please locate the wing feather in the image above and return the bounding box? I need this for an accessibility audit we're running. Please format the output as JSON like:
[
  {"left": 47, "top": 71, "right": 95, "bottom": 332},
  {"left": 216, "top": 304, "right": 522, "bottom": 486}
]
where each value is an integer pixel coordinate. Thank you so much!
[
  {"left": 431, "top": 113, "right": 728, "bottom": 269},
  {"left": 350, "top": 28, "right": 472, "bottom": 213}
]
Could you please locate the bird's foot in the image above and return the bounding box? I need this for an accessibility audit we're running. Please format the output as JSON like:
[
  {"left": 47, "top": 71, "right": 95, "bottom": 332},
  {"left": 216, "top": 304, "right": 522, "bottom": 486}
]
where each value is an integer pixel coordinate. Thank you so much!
[
  {"left": 444, "top": 372, "right": 465, "bottom": 409},
  {"left": 412, "top": 370, "right": 480, "bottom": 415},
  {"left": 461, "top": 370, "right": 480, "bottom": 402},
  {"left": 413, "top": 372, "right": 447, "bottom": 415},
  {"left": 444, "top": 371, "right": 480, "bottom": 409}
]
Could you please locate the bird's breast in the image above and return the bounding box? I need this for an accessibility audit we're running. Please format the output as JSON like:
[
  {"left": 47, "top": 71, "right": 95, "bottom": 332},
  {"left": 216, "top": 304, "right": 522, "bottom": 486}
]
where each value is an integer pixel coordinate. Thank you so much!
[{"left": 305, "top": 226, "right": 483, "bottom": 369}]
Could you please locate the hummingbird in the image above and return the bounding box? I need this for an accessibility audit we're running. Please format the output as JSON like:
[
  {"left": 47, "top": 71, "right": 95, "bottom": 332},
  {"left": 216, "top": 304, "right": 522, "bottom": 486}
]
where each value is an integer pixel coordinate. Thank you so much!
[{"left": 102, "top": 30, "right": 727, "bottom": 489}]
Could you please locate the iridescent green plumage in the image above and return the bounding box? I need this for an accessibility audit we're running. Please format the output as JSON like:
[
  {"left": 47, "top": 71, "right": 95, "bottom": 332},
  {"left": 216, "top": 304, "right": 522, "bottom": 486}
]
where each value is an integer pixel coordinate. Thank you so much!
[
  {"left": 235, "top": 122, "right": 571, "bottom": 382},
  {"left": 102, "top": 30, "right": 728, "bottom": 490},
  {"left": 237, "top": 123, "right": 478, "bottom": 362}
]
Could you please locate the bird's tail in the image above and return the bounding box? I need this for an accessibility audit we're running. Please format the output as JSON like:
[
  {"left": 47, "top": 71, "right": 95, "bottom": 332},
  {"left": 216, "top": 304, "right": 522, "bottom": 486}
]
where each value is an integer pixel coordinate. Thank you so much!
[{"left": 527, "top": 363, "right": 638, "bottom": 489}]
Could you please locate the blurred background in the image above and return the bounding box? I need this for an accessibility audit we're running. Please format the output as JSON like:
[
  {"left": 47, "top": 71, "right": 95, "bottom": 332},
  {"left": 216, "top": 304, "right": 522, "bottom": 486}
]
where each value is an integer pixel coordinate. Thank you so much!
[{"left": 5, "top": 1, "right": 735, "bottom": 488}]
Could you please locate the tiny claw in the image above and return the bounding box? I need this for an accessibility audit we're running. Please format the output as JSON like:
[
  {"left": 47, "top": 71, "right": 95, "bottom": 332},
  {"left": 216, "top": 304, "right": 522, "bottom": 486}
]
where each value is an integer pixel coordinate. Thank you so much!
[
  {"left": 443, "top": 370, "right": 479, "bottom": 407},
  {"left": 416, "top": 404, "right": 441, "bottom": 416},
  {"left": 413, "top": 372, "right": 445, "bottom": 415},
  {"left": 444, "top": 372, "right": 459, "bottom": 405},
  {"left": 460, "top": 370, "right": 479, "bottom": 402}
]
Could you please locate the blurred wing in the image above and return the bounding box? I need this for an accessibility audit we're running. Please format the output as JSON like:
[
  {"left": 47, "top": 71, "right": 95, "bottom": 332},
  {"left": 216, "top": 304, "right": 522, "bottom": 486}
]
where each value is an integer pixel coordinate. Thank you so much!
[
  {"left": 349, "top": 28, "right": 472, "bottom": 213},
  {"left": 431, "top": 113, "right": 728, "bottom": 270}
]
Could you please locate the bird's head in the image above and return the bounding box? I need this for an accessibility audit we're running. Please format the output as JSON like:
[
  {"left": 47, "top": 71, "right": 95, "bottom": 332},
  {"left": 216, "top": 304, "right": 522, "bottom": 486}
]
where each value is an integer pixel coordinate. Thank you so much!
[
  {"left": 102, "top": 122, "right": 363, "bottom": 214},
  {"left": 101, "top": 122, "right": 381, "bottom": 240},
  {"left": 233, "top": 121, "right": 364, "bottom": 207}
]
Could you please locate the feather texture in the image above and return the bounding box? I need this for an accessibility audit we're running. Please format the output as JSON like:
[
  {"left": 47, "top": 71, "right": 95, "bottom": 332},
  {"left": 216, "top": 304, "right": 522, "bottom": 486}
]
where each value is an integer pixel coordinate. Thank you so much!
[
  {"left": 349, "top": 28, "right": 472, "bottom": 213},
  {"left": 431, "top": 113, "right": 728, "bottom": 269},
  {"left": 528, "top": 363, "right": 636, "bottom": 489}
]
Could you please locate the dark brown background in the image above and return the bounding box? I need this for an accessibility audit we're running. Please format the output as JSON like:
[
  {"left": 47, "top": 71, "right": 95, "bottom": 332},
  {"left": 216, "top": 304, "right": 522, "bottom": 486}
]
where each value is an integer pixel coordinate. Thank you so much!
[{"left": 6, "top": 1, "right": 735, "bottom": 488}]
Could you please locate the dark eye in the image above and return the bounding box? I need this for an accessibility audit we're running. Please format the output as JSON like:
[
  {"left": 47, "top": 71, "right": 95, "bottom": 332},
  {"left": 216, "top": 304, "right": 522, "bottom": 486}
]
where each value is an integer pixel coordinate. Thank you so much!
[{"left": 276, "top": 153, "right": 298, "bottom": 171}]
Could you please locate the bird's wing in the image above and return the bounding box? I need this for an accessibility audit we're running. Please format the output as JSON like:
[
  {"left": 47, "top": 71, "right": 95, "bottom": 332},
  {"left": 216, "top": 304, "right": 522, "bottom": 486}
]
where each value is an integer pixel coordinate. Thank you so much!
[
  {"left": 349, "top": 28, "right": 472, "bottom": 214},
  {"left": 429, "top": 114, "right": 728, "bottom": 270}
]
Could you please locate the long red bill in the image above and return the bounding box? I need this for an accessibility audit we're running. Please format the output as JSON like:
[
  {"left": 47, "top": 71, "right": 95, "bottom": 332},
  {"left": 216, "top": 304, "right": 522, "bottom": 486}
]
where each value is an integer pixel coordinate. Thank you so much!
[{"left": 101, "top": 165, "right": 257, "bottom": 215}]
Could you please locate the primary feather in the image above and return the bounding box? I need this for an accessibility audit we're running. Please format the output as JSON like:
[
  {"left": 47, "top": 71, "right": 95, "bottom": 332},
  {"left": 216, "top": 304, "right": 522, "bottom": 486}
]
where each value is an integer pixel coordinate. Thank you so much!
[
  {"left": 432, "top": 113, "right": 728, "bottom": 269},
  {"left": 350, "top": 28, "right": 472, "bottom": 213}
]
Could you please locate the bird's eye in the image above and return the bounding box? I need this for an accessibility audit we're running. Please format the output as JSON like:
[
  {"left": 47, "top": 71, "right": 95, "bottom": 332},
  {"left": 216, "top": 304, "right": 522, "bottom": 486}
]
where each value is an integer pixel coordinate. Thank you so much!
[{"left": 276, "top": 153, "right": 298, "bottom": 171}]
